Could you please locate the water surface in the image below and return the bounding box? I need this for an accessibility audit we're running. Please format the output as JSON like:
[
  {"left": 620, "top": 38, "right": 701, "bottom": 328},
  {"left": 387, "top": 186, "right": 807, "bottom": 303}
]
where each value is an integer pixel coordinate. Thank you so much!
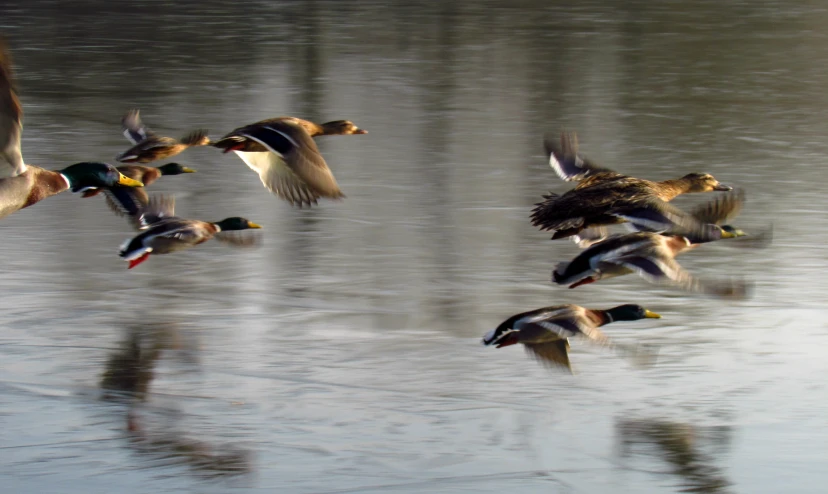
[{"left": 0, "top": 1, "right": 826, "bottom": 493}]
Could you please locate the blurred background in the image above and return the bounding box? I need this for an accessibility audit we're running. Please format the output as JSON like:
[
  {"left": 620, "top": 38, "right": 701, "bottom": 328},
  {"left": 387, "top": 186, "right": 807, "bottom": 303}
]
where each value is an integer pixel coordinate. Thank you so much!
[{"left": 0, "top": 0, "right": 825, "bottom": 492}]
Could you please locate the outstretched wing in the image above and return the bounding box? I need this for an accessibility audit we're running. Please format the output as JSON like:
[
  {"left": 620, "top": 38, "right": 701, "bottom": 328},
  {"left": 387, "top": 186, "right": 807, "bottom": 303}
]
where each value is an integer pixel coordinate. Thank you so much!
[
  {"left": 232, "top": 121, "right": 343, "bottom": 207},
  {"left": 136, "top": 195, "right": 176, "bottom": 229},
  {"left": 571, "top": 226, "right": 610, "bottom": 248},
  {"left": 103, "top": 187, "right": 149, "bottom": 220},
  {"left": 0, "top": 39, "right": 25, "bottom": 179},
  {"left": 516, "top": 308, "right": 609, "bottom": 344},
  {"left": 234, "top": 150, "right": 323, "bottom": 207},
  {"left": 603, "top": 255, "right": 750, "bottom": 299},
  {"left": 524, "top": 340, "right": 573, "bottom": 373},
  {"left": 688, "top": 189, "right": 745, "bottom": 225},
  {"left": 121, "top": 109, "right": 153, "bottom": 144},
  {"left": 611, "top": 198, "right": 734, "bottom": 244},
  {"left": 610, "top": 199, "right": 690, "bottom": 233},
  {"left": 544, "top": 131, "right": 618, "bottom": 182}
]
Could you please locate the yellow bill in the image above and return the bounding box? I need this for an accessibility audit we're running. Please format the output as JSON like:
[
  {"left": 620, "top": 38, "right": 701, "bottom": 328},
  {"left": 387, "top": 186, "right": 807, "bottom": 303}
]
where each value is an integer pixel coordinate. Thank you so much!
[{"left": 118, "top": 174, "right": 144, "bottom": 187}]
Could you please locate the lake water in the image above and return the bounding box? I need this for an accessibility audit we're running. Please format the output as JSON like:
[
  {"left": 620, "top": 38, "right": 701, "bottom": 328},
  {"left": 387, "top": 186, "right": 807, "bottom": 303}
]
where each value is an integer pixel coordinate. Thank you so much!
[{"left": 0, "top": 1, "right": 826, "bottom": 493}]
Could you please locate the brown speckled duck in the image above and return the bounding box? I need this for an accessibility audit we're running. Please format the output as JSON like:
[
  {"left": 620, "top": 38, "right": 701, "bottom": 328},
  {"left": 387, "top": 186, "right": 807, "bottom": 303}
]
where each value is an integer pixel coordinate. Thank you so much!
[
  {"left": 212, "top": 119, "right": 355, "bottom": 207},
  {"left": 116, "top": 110, "right": 211, "bottom": 164},
  {"left": 531, "top": 132, "right": 732, "bottom": 240},
  {"left": 0, "top": 40, "right": 143, "bottom": 221}
]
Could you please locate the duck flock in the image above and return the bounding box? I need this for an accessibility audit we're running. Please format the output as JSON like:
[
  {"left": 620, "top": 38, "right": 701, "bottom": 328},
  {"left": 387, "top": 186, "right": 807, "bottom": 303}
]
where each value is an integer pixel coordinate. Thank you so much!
[{"left": 0, "top": 40, "right": 765, "bottom": 374}]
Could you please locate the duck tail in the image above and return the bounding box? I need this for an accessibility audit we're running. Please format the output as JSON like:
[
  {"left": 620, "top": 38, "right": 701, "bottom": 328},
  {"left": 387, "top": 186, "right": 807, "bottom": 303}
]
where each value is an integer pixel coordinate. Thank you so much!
[
  {"left": 551, "top": 262, "right": 569, "bottom": 284},
  {"left": 119, "top": 235, "right": 151, "bottom": 260},
  {"left": 179, "top": 128, "right": 210, "bottom": 146},
  {"left": 530, "top": 192, "right": 567, "bottom": 231}
]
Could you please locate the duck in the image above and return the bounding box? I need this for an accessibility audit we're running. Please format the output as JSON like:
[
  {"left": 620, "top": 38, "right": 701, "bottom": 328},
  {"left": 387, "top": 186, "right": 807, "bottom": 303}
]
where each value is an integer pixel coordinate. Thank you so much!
[
  {"left": 211, "top": 119, "right": 346, "bottom": 207},
  {"left": 81, "top": 162, "right": 196, "bottom": 218},
  {"left": 551, "top": 191, "right": 751, "bottom": 298},
  {"left": 116, "top": 109, "right": 211, "bottom": 164},
  {"left": 531, "top": 132, "right": 733, "bottom": 240},
  {"left": 119, "top": 195, "right": 262, "bottom": 269},
  {"left": 0, "top": 40, "right": 144, "bottom": 220},
  {"left": 482, "top": 304, "right": 661, "bottom": 373}
]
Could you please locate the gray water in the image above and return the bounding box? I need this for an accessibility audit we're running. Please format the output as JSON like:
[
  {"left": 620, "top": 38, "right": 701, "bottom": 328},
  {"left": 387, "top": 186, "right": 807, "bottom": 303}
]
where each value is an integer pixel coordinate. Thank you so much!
[{"left": 0, "top": 1, "right": 826, "bottom": 492}]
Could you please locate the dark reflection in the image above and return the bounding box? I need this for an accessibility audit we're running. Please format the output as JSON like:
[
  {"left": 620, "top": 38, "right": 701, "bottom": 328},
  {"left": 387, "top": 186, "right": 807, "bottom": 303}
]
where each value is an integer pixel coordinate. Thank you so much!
[
  {"left": 281, "top": 0, "right": 324, "bottom": 298},
  {"left": 101, "top": 321, "right": 253, "bottom": 479},
  {"left": 615, "top": 417, "right": 733, "bottom": 493}
]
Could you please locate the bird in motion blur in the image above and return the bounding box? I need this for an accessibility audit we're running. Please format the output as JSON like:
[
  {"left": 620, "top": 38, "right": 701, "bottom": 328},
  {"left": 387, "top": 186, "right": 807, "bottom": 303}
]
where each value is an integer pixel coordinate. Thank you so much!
[
  {"left": 551, "top": 190, "right": 752, "bottom": 298},
  {"left": 82, "top": 162, "right": 196, "bottom": 218},
  {"left": 0, "top": 39, "right": 143, "bottom": 220},
  {"left": 116, "top": 109, "right": 211, "bottom": 164},
  {"left": 530, "top": 131, "right": 732, "bottom": 241},
  {"left": 212, "top": 116, "right": 366, "bottom": 207},
  {"left": 483, "top": 304, "right": 661, "bottom": 373},
  {"left": 119, "top": 195, "right": 261, "bottom": 269}
]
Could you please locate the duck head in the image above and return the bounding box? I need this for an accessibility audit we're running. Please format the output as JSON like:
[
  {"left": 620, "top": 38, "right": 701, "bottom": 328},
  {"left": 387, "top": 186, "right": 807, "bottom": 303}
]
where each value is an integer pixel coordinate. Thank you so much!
[
  {"left": 213, "top": 217, "right": 262, "bottom": 232},
  {"left": 157, "top": 163, "right": 196, "bottom": 175},
  {"left": 320, "top": 120, "right": 368, "bottom": 135},
  {"left": 605, "top": 304, "right": 661, "bottom": 322},
  {"left": 60, "top": 162, "right": 144, "bottom": 193},
  {"left": 682, "top": 173, "right": 732, "bottom": 193},
  {"left": 720, "top": 225, "right": 747, "bottom": 238}
]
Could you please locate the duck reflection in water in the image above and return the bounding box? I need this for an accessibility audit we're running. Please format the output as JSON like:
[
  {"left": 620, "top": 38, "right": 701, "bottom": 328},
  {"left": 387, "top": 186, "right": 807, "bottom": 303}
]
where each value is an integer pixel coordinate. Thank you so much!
[
  {"left": 100, "top": 322, "right": 253, "bottom": 479},
  {"left": 615, "top": 417, "right": 732, "bottom": 493}
]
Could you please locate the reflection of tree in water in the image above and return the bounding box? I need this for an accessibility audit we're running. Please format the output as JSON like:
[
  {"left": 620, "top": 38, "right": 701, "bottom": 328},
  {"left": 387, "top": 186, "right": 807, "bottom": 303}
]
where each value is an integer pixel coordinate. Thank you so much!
[
  {"left": 615, "top": 417, "right": 733, "bottom": 493},
  {"left": 280, "top": 0, "right": 324, "bottom": 298},
  {"left": 100, "top": 322, "right": 252, "bottom": 479}
]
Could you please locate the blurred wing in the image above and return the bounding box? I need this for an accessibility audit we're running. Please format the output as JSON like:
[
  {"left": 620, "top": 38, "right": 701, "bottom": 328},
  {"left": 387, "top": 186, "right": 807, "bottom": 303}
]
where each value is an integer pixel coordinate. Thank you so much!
[
  {"left": 610, "top": 200, "right": 688, "bottom": 233},
  {"left": 689, "top": 189, "right": 745, "bottom": 225},
  {"left": 0, "top": 40, "right": 25, "bottom": 178},
  {"left": 121, "top": 109, "right": 153, "bottom": 144},
  {"left": 214, "top": 230, "right": 262, "bottom": 247},
  {"left": 116, "top": 137, "right": 172, "bottom": 162},
  {"left": 601, "top": 255, "right": 682, "bottom": 284},
  {"left": 234, "top": 150, "right": 322, "bottom": 206},
  {"left": 605, "top": 255, "right": 749, "bottom": 299},
  {"left": 137, "top": 195, "right": 176, "bottom": 228},
  {"left": 544, "top": 131, "right": 617, "bottom": 182},
  {"left": 153, "top": 224, "right": 202, "bottom": 242},
  {"left": 572, "top": 226, "right": 610, "bottom": 248},
  {"left": 517, "top": 308, "right": 608, "bottom": 344},
  {"left": 233, "top": 123, "right": 343, "bottom": 206},
  {"left": 103, "top": 186, "right": 149, "bottom": 220},
  {"left": 524, "top": 340, "right": 573, "bottom": 373}
]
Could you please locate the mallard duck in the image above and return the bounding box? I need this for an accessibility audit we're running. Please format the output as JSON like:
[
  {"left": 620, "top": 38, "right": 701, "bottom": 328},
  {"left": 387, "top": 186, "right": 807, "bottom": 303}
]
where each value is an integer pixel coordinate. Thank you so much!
[
  {"left": 572, "top": 188, "right": 747, "bottom": 248},
  {"left": 0, "top": 41, "right": 144, "bottom": 220},
  {"left": 531, "top": 132, "right": 732, "bottom": 240},
  {"left": 482, "top": 304, "right": 661, "bottom": 373},
  {"left": 212, "top": 117, "right": 366, "bottom": 153},
  {"left": 551, "top": 191, "right": 750, "bottom": 297},
  {"left": 116, "top": 109, "right": 211, "bottom": 164},
  {"left": 212, "top": 119, "right": 345, "bottom": 207},
  {"left": 119, "top": 195, "right": 261, "bottom": 269},
  {"left": 82, "top": 162, "right": 196, "bottom": 217}
]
